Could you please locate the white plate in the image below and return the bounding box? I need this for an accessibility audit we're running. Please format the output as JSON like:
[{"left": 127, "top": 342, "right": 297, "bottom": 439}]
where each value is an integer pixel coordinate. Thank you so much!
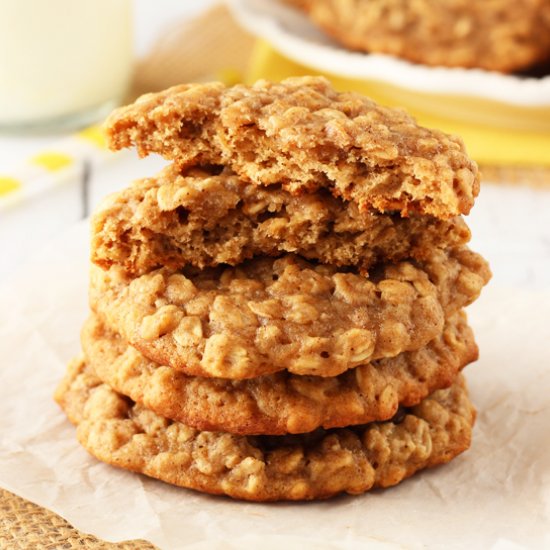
[{"left": 228, "top": 0, "right": 550, "bottom": 107}]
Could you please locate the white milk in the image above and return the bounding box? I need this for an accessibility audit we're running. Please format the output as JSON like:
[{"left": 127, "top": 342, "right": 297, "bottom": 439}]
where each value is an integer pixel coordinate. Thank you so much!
[{"left": 0, "top": 0, "right": 132, "bottom": 128}]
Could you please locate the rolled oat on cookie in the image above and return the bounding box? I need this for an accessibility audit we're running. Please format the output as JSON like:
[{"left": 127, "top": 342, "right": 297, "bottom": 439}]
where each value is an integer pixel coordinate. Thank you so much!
[
  {"left": 91, "top": 164, "right": 471, "bottom": 277},
  {"left": 55, "top": 357, "right": 476, "bottom": 501},
  {"left": 104, "top": 76, "right": 479, "bottom": 218},
  {"left": 81, "top": 312, "right": 477, "bottom": 435},
  {"left": 89, "top": 250, "right": 489, "bottom": 379},
  {"left": 56, "top": 76, "right": 490, "bottom": 500}
]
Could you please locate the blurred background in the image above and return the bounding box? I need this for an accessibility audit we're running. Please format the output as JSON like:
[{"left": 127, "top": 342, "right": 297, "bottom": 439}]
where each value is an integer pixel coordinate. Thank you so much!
[{"left": 0, "top": 0, "right": 549, "bottom": 286}]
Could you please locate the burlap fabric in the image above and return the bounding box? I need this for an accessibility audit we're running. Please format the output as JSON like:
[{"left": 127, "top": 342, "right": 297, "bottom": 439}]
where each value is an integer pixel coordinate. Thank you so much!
[
  {"left": 0, "top": 489, "right": 158, "bottom": 549},
  {"left": 132, "top": 3, "right": 255, "bottom": 96},
  {"left": 480, "top": 164, "right": 550, "bottom": 187}
]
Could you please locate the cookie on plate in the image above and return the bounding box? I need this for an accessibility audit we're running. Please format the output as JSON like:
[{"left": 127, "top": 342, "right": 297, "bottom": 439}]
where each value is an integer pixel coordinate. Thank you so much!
[
  {"left": 290, "top": 0, "right": 550, "bottom": 73},
  {"left": 55, "top": 358, "right": 476, "bottom": 501}
]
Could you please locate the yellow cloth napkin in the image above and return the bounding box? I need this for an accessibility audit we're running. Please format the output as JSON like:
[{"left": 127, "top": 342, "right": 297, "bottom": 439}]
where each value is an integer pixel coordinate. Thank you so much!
[
  {"left": 246, "top": 41, "right": 550, "bottom": 168},
  {"left": 0, "top": 127, "right": 109, "bottom": 206}
]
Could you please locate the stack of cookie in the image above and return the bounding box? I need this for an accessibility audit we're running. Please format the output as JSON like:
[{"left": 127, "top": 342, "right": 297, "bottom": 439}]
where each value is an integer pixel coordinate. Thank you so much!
[{"left": 55, "top": 77, "right": 490, "bottom": 501}]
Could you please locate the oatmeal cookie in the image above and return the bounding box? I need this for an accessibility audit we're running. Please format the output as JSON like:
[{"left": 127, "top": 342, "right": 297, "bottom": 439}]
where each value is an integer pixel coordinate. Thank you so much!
[
  {"left": 82, "top": 312, "right": 477, "bottom": 435},
  {"left": 89, "top": 250, "right": 489, "bottom": 379},
  {"left": 104, "top": 77, "right": 479, "bottom": 218},
  {"left": 291, "top": 0, "right": 550, "bottom": 73},
  {"left": 55, "top": 358, "right": 475, "bottom": 501},
  {"left": 91, "top": 164, "right": 470, "bottom": 276}
]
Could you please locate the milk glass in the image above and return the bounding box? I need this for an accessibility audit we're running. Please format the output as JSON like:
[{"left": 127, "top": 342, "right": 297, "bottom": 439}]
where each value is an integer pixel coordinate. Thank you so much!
[{"left": 0, "top": 0, "right": 132, "bottom": 131}]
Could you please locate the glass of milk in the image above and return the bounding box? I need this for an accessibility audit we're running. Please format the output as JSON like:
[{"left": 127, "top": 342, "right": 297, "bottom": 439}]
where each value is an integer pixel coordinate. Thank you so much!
[{"left": 0, "top": 0, "right": 132, "bottom": 132}]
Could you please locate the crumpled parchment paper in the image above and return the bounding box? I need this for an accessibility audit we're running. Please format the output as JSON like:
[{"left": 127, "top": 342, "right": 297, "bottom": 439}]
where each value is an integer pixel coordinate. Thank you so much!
[{"left": 0, "top": 198, "right": 549, "bottom": 549}]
